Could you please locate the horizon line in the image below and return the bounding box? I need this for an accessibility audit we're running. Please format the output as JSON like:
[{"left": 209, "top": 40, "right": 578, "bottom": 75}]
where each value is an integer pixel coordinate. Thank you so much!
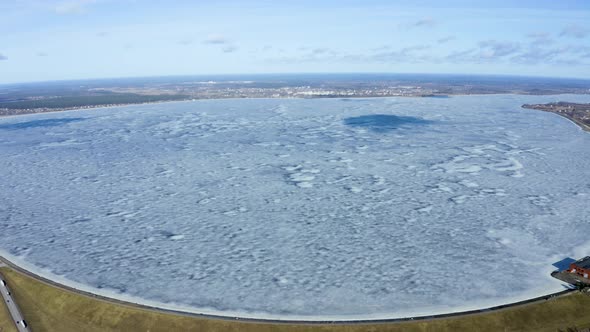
[{"left": 3, "top": 71, "right": 590, "bottom": 86}]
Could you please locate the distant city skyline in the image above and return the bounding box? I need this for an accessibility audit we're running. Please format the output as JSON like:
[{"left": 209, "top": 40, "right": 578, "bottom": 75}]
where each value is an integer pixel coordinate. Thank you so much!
[{"left": 1, "top": 0, "right": 589, "bottom": 84}]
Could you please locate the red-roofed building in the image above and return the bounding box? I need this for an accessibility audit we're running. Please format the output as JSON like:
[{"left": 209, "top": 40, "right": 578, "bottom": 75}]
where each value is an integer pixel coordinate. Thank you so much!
[{"left": 568, "top": 256, "right": 590, "bottom": 279}]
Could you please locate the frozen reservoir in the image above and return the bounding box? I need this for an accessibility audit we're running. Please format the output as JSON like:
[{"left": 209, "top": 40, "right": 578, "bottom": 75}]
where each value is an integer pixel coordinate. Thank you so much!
[{"left": 0, "top": 95, "right": 589, "bottom": 320}]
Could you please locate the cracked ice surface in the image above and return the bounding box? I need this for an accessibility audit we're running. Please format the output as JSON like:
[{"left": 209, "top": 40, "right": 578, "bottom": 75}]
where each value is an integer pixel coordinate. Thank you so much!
[{"left": 1, "top": 95, "right": 590, "bottom": 319}]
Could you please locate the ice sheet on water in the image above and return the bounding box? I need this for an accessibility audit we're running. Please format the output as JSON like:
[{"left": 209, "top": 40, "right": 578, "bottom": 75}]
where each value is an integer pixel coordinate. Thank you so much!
[{"left": 0, "top": 95, "right": 590, "bottom": 319}]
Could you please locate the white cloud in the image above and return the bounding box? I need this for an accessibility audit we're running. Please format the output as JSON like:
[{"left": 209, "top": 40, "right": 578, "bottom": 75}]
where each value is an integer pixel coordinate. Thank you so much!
[
  {"left": 202, "top": 34, "right": 229, "bottom": 45},
  {"left": 311, "top": 48, "right": 329, "bottom": 55},
  {"left": 437, "top": 36, "right": 455, "bottom": 44},
  {"left": 177, "top": 39, "right": 192, "bottom": 46},
  {"left": 370, "top": 45, "right": 432, "bottom": 63},
  {"left": 526, "top": 32, "right": 553, "bottom": 45},
  {"left": 273, "top": 45, "right": 432, "bottom": 64},
  {"left": 410, "top": 17, "right": 437, "bottom": 28},
  {"left": 478, "top": 40, "right": 521, "bottom": 58},
  {"left": 222, "top": 45, "right": 238, "bottom": 53},
  {"left": 54, "top": 0, "right": 97, "bottom": 14},
  {"left": 270, "top": 37, "right": 590, "bottom": 68},
  {"left": 202, "top": 34, "right": 238, "bottom": 53},
  {"left": 560, "top": 24, "right": 589, "bottom": 39}
]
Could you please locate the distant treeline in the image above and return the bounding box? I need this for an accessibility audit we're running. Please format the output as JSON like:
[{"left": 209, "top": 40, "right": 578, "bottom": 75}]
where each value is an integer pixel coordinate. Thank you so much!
[{"left": 0, "top": 93, "right": 190, "bottom": 109}]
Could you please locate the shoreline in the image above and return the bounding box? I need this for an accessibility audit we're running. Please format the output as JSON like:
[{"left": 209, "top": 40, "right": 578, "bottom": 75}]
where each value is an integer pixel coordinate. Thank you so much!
[
  {"left": 2, "top": 92, "right": 589, "bottom": 120},
  {"left": 521, "top": 104, "right": 590, "bottom": 132},
  {"left": 0, "top": 252, "right": 573, "bottom": 324},
  {"left": 542, "top": 111, "right": 590, "bottom": 132},
  {"left": 0, "top": 99, "right": 192, "bottom": 119}
]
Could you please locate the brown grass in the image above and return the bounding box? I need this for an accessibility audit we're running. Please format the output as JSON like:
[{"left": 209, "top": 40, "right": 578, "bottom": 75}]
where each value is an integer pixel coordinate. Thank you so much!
[{"left": 1, "top": 266, "right": 590, "bottom": 332}]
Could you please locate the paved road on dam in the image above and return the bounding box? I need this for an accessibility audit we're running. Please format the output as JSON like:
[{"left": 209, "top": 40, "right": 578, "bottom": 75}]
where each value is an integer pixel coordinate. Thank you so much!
[{"left": 0, "top": 263, "right": 30, "bottom": 332}]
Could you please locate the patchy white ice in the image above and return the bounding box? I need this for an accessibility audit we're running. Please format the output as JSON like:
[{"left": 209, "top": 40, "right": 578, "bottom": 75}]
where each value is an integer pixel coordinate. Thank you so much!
[{"left": 1, "top": 95, "right": 590, "bottom": 320}]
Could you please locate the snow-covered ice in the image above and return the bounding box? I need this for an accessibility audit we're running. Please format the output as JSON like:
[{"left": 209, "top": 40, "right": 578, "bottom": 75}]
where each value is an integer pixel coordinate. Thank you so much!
[{"left": 0, "top": 95, "right": 590, "bottom": 320}]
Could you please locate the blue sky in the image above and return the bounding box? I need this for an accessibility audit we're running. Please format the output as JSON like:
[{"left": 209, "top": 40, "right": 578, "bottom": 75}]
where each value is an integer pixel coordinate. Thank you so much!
[{"left": 1, "top": 0, "right": 589, "bottom": 84}]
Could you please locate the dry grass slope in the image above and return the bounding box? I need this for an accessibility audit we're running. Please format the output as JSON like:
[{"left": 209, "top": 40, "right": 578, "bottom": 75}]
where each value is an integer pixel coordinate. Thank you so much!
[{"left": 1, "top": 266, "right": 590, "bottom": 332}]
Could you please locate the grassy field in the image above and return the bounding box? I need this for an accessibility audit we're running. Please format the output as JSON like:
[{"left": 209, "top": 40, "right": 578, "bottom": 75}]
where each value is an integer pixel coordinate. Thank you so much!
[{"left": 0, "top": 266, "right": 589, "bottom": 332}]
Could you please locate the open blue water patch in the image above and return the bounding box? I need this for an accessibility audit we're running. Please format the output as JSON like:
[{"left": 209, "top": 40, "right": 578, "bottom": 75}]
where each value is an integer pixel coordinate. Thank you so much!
[
  {"left": 343, "top": 114, "right": 432, "bottom": 132},
  {"left": 0, "top": 118, "right": 85, "bottom": 130}
]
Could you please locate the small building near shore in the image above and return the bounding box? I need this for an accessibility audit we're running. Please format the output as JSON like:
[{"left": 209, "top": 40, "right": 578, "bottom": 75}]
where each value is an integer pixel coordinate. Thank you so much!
[{"left": 568, "top": 256, "right": 590, "bottom": 279}]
